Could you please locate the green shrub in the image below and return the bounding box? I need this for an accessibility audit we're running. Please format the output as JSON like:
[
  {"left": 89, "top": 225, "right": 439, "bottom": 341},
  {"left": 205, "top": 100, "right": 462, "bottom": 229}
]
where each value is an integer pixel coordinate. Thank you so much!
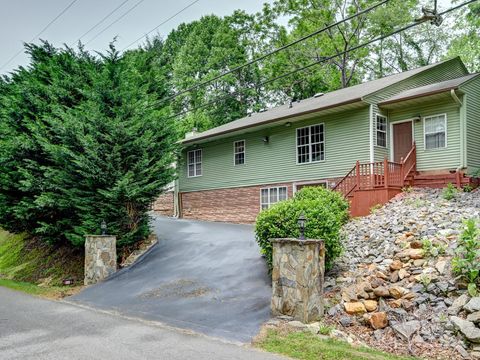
[
  {"left": 463, "top": 184, "right": 474, "bottom": 193},
  {"left": 452, "top": 219, "right": 480, "bottom": 296},
  {"left": 442, "top": 183, "right": 458, "bottom": 200},
  {"left": 255, "top": 187, "right": 349, "bottom": 271}
]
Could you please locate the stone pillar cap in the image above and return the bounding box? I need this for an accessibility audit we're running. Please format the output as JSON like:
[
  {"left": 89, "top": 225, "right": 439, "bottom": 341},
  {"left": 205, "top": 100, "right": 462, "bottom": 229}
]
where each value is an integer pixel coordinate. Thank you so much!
[
  {"left": 85, "top": 235, "right": 116, "bottom": 237},
  {"left": 270, "top": 238, "right": 324, "bottom": 245}
]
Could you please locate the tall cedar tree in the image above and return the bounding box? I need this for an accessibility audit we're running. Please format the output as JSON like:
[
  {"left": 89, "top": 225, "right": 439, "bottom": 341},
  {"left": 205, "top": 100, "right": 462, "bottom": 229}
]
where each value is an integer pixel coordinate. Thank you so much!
[{"left": 0, "top": 42, "right": 176, "bottom": 247}]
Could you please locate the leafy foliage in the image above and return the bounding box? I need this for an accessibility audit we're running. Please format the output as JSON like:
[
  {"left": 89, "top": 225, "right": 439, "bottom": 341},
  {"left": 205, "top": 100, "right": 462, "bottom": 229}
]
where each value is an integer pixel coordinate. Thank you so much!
[
  {"left": 0, "top": 42, "right": 177, "bottom": 247},
  {"left": 442, "top": 183, "right": 458, "bottom": 200},
  {"left": 452, "top": 219, "right": 480, "bottom": 296},
  {"left": 255, "top": 187, "right": 349, "bottom": 271}
]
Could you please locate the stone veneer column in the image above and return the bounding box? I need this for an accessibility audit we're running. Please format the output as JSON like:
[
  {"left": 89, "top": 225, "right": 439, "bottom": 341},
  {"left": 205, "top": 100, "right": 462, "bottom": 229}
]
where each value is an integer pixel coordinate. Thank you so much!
[
  {"left": 271, "top": 238, "right": 325, "bottom": 323},
  {"left": 84, "top": 235, "right": 117, "bottom": 285}
]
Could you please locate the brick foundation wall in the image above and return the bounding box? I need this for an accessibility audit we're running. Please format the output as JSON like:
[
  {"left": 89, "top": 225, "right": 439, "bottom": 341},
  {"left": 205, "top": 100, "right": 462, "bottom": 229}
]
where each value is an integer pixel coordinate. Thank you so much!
[
  {"left": 180, "top": 183, "right": 295, "bottom": 224},
  {"left": 152, "top": 191, "right": 174, "bottom": 217}
]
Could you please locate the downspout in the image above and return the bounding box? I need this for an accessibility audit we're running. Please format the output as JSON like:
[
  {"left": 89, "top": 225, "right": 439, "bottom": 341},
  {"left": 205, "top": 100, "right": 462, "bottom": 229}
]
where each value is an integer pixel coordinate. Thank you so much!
[
  {"left": 369, "top": 104, "right": 374, "bottom": 163},
  {"left": 451, "top": 89, "right": 466, "bottom": 172}
]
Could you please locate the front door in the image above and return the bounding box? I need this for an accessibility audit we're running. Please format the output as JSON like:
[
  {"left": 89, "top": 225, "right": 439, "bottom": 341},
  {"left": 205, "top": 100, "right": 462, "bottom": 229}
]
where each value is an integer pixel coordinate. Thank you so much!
[{"left": 393, "top": 121, "right": 413, "bottom": 162}]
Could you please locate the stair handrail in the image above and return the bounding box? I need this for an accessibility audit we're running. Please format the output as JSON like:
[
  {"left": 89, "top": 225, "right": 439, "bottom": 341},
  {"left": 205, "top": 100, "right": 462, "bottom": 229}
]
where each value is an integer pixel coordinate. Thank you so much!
[
  {"left": 332, "top": 162, "right": 358, "bottom": 197},
  {"left": 401, "top": 142, "right": 416, "bottom": 181}
]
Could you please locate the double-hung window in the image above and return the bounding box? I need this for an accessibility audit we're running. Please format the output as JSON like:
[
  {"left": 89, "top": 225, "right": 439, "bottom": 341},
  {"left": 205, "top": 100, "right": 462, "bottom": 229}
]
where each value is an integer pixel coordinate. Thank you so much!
[
  {"left": 260, "top": 186, "right": 287, "bottom": 210},
  {"left": 424, "top": 114, "right": 447, "bottom": 149},
  {"left": 375, "top": 115, "right": 387, "bottom": 148},
  {"left": 296, "top": 124, "right": 325, "bottom": 164},
  {"left": 234, "top": 140, "right": 245, "bottom": 165},
  {"left": 187, "top": 149, "right": 202, "bottom": 177}
]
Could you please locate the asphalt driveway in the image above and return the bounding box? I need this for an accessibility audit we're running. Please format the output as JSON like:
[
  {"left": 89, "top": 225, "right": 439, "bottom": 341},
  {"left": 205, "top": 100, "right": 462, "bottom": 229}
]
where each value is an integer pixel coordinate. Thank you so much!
[{"left": 70, "top": 216, "right": 272, "bottom": 342}]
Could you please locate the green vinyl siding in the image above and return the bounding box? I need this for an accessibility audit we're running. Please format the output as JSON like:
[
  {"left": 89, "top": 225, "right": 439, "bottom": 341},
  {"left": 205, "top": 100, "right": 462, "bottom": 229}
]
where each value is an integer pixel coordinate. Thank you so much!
[
  {"left": 370, "top": 57, "right": 467, "bottom": 162},
  {"left": 388, "top": 99, "right": 462, "bottom": 171},
  {"left": 459, "top": 76, "right": 480, "bottom": 173},
  {"left": 179, "top": 107, "right": 370, "bottom": 192},
  {"left": 372, "top": 104, "right": 389, "bottom": 161},
  {"left": 365, "top": 58, "right": 468, "bottom": 104}
]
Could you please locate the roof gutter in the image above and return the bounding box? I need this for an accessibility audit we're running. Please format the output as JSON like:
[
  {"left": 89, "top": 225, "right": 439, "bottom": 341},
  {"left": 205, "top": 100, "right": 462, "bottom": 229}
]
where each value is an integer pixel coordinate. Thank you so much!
[
  {"left": 181, "top": 98, "right": 364, "bottom": 145},
  {"left": 450, "top": 89, "right": 463, "bottom": 106}
]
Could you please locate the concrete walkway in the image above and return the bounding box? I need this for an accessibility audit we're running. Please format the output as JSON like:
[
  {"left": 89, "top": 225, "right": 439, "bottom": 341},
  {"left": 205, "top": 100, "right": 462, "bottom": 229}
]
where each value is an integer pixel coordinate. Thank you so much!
[
  {"left": 70, "top": 216, "right": 272, "bottom": 342},
  {"left": 0, "top": 287, "right": 283, "bottom": 360}
]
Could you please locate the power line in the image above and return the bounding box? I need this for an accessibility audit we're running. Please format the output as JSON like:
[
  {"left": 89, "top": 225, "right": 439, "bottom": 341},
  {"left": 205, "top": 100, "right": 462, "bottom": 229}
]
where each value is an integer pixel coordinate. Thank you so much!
[
  {"left": 0, "top": 0, "right": 79, "bottom": 71},
  {"left": 158, "top": 0, "right": 391, "bottom": 106},
  {"left": 72, "top": 0, "right": 131, "bottom": 46},
  {"left": 84, "top": 0, "right": 147, "bottom": 46},
  {"left": 121, "top": 0, "right": 201, "bottom": 52},
  {"left": 167, "top": 0, "right": 478, "bottom": 120}
]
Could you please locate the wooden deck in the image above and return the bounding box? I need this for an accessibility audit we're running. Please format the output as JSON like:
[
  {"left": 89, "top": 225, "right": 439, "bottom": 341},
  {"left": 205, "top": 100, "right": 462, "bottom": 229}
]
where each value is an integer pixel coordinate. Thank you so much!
[{"left": 333, "top": 143, "right": 476, "bottom": 217}]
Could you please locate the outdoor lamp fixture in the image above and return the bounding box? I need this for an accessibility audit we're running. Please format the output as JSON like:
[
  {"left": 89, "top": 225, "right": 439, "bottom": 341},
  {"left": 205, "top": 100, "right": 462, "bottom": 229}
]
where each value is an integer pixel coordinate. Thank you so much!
[
  {"left": 263, "top": 136, "right": 269, "bottom": 144},
  {"left": 298, "top": 212, "right": 307, "bottom": 240},
  {"left": 101, "top": 220, "right": 107, "bottom": 235}
]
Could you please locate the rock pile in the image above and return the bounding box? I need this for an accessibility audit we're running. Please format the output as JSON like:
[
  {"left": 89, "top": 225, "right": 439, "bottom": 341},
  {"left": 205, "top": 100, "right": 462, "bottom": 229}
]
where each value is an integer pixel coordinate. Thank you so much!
[{"left": 324, "top": 188, "right": 480, "bottom": 359}]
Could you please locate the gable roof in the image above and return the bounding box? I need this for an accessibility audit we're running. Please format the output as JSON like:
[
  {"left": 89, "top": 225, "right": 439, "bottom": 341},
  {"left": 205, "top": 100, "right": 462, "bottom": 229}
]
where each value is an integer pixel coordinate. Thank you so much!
[
  {"left": 379, "top": 73, "right": 479, "bottom": 105},
  {"left": 182, "top": 58, "right": 464, "bottom": 145}
]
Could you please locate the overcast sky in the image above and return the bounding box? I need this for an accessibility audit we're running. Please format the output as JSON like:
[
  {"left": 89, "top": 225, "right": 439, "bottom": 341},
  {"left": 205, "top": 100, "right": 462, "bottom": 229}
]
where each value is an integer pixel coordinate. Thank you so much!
[{"left": 0, "top": 0, "right": 275, "bottom": 75}]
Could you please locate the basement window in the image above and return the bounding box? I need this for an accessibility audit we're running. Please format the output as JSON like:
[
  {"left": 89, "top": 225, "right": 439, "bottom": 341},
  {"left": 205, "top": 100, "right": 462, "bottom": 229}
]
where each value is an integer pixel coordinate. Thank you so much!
[
  {"left": 260, "top": 186, "right": 288, "bottom": 210},
  {"left": 376, "top": 115, "right": 387, "bottom": 148},
  {"left": 296, "top": 123, "right": 325, "bottom": 164},
  {"left": 424, "top": 114, "right": 447, "bottom": 149},
  {"left": 234, "top": 140, "right": 245, "bottom": 165},
  {"left": 187, "top": 149, "right": 202, "bottom": 177}
]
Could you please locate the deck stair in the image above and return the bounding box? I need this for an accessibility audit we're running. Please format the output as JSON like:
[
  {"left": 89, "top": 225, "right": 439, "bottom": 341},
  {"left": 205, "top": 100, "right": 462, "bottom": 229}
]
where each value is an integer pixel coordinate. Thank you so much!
[
  {"left": 333, "top": 142, "right": 477, "bottom": 216},
  {"left": 333, "top": 144, "right": 416, "bottom": 216}
]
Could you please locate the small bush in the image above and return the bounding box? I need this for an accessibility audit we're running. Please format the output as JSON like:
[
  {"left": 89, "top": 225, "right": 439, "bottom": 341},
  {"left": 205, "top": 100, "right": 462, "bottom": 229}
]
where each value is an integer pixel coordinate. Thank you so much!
[
  {"left": 442, "top": 183, "right": 458, "bottom": 200},
  {"left": 255, "top": 187, "right": 349, "bottom": 271},
  {"left": 452, "top": 219, "right": 480, "bottom": 296},
  {"left": 463, "top": 184, "right": 473, "bottom": 193}
]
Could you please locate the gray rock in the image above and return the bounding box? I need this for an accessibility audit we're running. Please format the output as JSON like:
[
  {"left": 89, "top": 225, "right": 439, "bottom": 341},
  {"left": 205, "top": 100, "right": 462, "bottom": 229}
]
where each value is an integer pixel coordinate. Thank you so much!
[
  {"left": 288, "top": 320, "right": 307, "bottom": 330},
  {"left": 455, "top": 344, "right": 471, "bottom": 359},
  {"left": 449, "top": 294, "right": 471, "bottom": 315},
  {"left": 467, "top": 312, "right": 480, "bottom": 324},
  {"left": 450, "top": 316, "right": 480, "bottom": 343},
  {"left": 391, "top": 320, "right": 421, "bottom": 341},
  {"left": 465, "top": 298, "right": 480, "bottom": 313},
  {"left": 339, "top": 316, "right": 353, "bottom": 327}
]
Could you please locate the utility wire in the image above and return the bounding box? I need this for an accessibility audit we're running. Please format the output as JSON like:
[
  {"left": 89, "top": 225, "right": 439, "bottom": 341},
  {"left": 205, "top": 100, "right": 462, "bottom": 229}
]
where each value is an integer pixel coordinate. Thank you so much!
[
  {"left": 72, "top": 0, "right": 131, "bottom": 46},
  {"left": 167, "top": 0, "right": 478, "bottom": 120},
  {"left": 84, "top": 0, "right": 147, "bottom": 46},
  {"left": 0, "top": 0, "right": 79, "bottom": 71},
  {"left": 121, "top": 0, "right": 201, "bottom": 52},
  {"left": 158, "top": 0, "right": 391, "bottom": 106}
]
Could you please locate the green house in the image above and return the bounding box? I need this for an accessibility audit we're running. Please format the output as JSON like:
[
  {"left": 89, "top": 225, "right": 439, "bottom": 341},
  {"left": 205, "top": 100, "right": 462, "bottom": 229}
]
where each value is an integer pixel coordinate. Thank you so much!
[{"left": 167, "top": 57, "right": 479, "bottom": 222}]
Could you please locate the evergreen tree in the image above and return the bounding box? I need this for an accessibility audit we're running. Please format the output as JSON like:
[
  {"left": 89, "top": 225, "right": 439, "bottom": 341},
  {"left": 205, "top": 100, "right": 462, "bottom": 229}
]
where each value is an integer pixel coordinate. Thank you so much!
[{"left": 0, "top": 42, "right": 176, "bottom": 247}]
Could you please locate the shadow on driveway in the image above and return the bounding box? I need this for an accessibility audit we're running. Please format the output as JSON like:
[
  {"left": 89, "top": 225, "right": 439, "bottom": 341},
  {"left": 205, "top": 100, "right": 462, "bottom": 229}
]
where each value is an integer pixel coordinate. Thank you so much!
[{"left": 70, "top": 216, "right": 272, "bottom": 342}]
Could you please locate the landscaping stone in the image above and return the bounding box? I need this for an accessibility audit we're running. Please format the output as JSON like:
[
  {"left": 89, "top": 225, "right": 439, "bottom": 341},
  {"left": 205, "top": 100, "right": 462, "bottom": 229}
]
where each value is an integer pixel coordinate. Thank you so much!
[
  {"left": 344, "top": 302, "right": 366, "bottom": 314},
  {"left": 467, "top": 312, "right": 480, "bottom": 324},
  {"left": 450, "top": 316, "right": 480, "bottom": 343},
  {"left": 368, "top": 312, "right": 388, "bottom": 329},
  {"left": 373, "top": 286, "right": 390, "bottom": 298},
  {"left": 449, "top": 294, "right": 471, "bottom": 315},
  {"left": 391, "top": 320, "right": 421, "bottom": 341},
  {"left": 363, "top": 300, "right": 378, "bottom": 312},
  {"left": 465, "top": 298, "right": 480, "bottom": 313}
]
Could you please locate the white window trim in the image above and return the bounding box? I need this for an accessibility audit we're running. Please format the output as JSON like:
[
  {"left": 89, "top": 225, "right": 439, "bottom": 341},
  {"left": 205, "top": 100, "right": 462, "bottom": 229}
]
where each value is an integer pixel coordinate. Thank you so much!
[
  {"left": 233, "top": 139, "right": 246, "bottom": 166},
  {"left": 423, "top": 113, "right": 447, "bottom": 150},
  {"left": 375, "top": 115, "right": 388, "bottom": 148},
  {"left": 259, "top": 186, "right": 288, "bottom": 210},
  {"left": 293, "top": 180, "right": 328, "bottom": 194},
  {"left": 389, "top": 119, "right": 415, "bottom": 161},
  {"left": 295, "top": 123, "right": 325, "bottom": 165},
  {"left": 187, "top": 149, "right": 202, "bottom": 178}
]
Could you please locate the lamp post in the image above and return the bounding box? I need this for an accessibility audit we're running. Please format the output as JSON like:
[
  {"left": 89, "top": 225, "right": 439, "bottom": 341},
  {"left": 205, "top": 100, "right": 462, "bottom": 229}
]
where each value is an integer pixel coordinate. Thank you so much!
[
  {"left": 298, "top": 212, "right": 306, "bottom": 240},
  {"left": 101, "top": 220, "right": 107, "bottom": 235}
]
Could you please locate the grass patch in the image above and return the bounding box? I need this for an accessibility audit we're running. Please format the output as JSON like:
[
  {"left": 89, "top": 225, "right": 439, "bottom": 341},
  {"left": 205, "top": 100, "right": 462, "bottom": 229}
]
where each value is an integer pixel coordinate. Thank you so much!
[
  {"left": 256, "top": 329, "right": 416, "bottom": 360},
  {"left": 0, "top": 278, "right": 82, "bottom": 299},
  {"left": 0, "top": 230, "right": 84, "bottom": 297}
]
